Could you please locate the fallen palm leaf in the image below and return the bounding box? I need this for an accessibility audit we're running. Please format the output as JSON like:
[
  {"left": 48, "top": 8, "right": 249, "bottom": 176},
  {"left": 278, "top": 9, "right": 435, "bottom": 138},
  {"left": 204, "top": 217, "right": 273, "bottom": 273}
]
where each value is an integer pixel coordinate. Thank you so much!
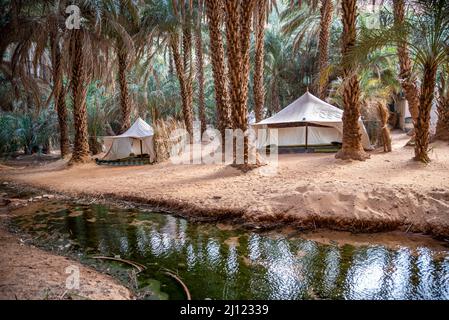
[
  {"left": 162, "top": 268, "right": 191, "bottom": 300},
  {"left": 91, "top": 256, "right": 146, "bottom": 273}
]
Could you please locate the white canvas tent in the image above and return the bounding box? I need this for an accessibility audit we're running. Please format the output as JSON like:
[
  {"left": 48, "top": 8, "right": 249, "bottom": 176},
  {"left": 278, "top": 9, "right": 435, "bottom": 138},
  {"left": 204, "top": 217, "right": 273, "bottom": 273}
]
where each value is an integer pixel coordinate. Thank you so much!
[
  {"left": 253, "top": 92, "right": 372, "bottom": 149},
  {"left": 103, "top": 118, "right": 156, "bottom": 161}
]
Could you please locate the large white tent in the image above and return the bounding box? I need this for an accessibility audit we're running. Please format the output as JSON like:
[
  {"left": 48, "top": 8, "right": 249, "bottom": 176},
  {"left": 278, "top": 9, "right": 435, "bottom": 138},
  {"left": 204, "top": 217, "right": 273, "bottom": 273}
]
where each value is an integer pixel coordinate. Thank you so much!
[
  {"left": 252, "top": 92, "right": 372, "bottom": 150},
  {"left": 103, "top": 118, "right": 156, "bottom": 161}
]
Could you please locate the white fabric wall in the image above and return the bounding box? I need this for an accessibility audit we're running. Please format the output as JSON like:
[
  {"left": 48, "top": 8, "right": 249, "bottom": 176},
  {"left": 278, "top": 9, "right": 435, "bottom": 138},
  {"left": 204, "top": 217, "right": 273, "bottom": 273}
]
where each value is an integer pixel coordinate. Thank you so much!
[
  {"left": 275, "top": 126, "right": 342, "bottom": 146},
  {"left": 103, "top": 137, "right": 155, "bottom": 161}
]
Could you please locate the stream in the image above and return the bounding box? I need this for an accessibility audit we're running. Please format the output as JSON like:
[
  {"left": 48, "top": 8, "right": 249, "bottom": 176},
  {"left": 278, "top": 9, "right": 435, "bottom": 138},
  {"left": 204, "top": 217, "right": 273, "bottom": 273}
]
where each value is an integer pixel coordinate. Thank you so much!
[{"left": 5, "top": 189, "right": 449, "bottom": 300}]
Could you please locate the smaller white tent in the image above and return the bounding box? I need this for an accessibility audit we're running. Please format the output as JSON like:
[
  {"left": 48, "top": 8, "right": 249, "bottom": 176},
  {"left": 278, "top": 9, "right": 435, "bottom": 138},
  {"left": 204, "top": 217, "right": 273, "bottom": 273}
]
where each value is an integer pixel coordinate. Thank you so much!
[
  {"left": 103, "top": 118, "right": 156, "bottom": 161},
  {"left": 253, "top": 92, "right": 372, "bottom": 149}
]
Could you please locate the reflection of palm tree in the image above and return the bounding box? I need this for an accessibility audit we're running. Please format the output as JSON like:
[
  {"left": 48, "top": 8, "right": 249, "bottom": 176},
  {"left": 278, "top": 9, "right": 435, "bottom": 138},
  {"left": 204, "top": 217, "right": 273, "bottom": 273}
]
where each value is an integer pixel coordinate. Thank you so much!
[{"left": 333, "top": 244, "right": 355, "bottom": 299}]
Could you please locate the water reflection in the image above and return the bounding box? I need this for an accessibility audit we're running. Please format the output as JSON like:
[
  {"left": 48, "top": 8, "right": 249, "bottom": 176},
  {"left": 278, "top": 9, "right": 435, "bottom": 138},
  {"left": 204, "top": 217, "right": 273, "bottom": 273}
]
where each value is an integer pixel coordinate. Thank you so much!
[{"left": 12, "top": 202, "right": 449, "bottom": 300}]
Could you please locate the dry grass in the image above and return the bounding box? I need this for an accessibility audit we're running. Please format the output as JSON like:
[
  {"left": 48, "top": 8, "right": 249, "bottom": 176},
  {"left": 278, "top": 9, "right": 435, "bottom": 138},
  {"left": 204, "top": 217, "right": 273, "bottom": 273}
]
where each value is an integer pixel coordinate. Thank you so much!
[{"left": 153, "top": 118, "right": 186, "bottom": 163}]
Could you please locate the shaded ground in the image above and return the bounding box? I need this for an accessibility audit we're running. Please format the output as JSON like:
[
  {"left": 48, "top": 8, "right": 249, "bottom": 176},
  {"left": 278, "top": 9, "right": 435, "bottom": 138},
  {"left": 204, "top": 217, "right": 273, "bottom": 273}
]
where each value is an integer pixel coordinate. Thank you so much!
[
  {"left": 1, "top": 131, "right": 449, "bottom": 237},
  {"left": 0, "top": 201, "right": 133, "bottom": 300}
]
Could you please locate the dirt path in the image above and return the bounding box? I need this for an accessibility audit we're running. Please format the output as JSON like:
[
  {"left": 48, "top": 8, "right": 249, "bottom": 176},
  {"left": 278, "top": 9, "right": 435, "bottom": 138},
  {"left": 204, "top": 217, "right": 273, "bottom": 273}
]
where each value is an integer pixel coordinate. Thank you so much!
[
  {"left": 0, "top": 204, "right": 133, "bottom": 300},
  {"left": 1, "top": 131, "right": 449, "bottom": 237}
]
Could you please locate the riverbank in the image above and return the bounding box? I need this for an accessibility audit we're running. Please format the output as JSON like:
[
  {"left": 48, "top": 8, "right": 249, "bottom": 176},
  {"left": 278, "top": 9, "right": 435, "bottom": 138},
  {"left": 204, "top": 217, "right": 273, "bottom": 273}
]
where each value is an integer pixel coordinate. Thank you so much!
[
  {"left": 0, "top": 198, "right": 133, "bottom": 300},
  {"left": 1, "top": 131, "right": 449, "bottom": 238}
]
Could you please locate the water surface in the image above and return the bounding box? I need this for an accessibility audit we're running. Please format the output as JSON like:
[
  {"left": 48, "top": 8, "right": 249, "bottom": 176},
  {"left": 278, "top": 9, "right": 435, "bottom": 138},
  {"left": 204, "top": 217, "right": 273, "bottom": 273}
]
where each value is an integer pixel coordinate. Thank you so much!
[{"left": 10, "top": 200, "right": 449, "bottom": 300}]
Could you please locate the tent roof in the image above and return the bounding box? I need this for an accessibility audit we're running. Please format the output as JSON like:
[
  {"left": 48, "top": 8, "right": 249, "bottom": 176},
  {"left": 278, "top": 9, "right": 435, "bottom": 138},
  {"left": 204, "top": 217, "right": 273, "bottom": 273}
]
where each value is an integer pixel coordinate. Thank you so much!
[
  {"left": 111, "top": 117, "right": 154, "bottom": 139},
  {"left": 255, "top": 92, "right": 343, "bottom": 126}
]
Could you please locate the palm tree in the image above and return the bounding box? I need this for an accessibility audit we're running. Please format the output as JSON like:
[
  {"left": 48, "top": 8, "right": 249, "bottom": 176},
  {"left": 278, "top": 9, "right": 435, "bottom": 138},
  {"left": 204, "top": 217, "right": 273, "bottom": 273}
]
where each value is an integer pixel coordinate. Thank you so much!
[
  {"left": 263, "top": 30, "right": 297, "bottom": 115},
  {"left": 335, "top": 0, "right": 370, "bottom": 161},
  {"left": 224, "top": 0, "right": 257, "bottom": 165},
  {"left": 282, "top": 0, "right": 335, "bottom": 98},
  {"left": 354, "top": 0, "right": 449, "bottom": 162},
  {"left": 253, "top": 0, "right": 268, "bottom": 122},
  {"left": 102, "top": 0, "right": 140, "bottom": 133},
  {"left": 393, "top": 0, "right": 420, "bottom": 138},
  {"left": 435, "top": 64, "right": 449, "bottom": 141},
  {"left": 1, "top": 0, "right": 70, "bottom": 158},
  {"left": 194, "top": 0, "right": 206, "bottom": 135},
  {"left": 50, "top": 28, "right": 70, "bottom": 158},
  {"left": 317, "top": 0, "right": 334, "bottom": 99},
  {"left": 65, "top": 1, "right": 110, "bottom": 164},
  {"left": 205, "top": 0, "right": 231, "bottom": 137},
  {"left": 68, "top": 28, "right": 90, "bottom": 163},
  {"left": 181, "top": 2, "right": 194, "bottom": 136},
  {"left": 142, "top": 0, "right": 194, "bottom": 136}
]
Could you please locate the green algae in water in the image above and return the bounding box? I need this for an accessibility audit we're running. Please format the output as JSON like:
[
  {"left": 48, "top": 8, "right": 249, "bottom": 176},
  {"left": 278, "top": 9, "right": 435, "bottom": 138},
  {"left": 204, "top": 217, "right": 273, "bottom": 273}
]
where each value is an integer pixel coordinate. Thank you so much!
[{"left": 10, "top": 201, "right": 449, "bottom": 300}]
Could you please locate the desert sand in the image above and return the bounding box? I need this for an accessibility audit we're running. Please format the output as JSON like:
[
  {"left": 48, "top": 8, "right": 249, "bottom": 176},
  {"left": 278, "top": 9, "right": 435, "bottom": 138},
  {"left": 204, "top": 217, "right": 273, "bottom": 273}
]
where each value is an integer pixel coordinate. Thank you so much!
[
  {"left": 1, "top": 130, "right": 449, "bottom": 237},
  {"left": 0, "top": 214, "right": 133, "bottom": 300}
]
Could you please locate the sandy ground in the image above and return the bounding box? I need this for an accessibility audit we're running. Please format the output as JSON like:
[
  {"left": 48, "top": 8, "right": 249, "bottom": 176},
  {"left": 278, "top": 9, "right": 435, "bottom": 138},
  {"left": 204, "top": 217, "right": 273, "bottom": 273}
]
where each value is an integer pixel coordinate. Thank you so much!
[
  {"left": 0, "top": 203, "right": 133, "bottom": 300},
  {"left": 1, "top": 130, "right": 449, "bottom": 237}
]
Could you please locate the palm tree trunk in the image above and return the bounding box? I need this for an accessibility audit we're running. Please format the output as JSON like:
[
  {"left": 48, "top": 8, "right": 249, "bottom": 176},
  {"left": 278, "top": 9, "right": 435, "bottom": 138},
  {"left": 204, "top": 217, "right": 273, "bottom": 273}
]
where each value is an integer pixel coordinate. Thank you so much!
[
  {"left": 335, "top": 0, "right": 369, "bottom": 161},
  {"left": 272, "top": 80, "right": 280, "bottom": 114},
  {"left": 194, "top": 13, "right": 206, "bottom": 135},
  {"left": 225, "top": 0, "right": 256, "bottom": 165},
  {"left": 393, "top": 0, "right": 420, "bottom": 128},
  {"left": 435, "top": 95, "right": 449, "bottom": 141},
  {"left": 171, "top": 34, "right": 194, "bottom": 136},
  {"left": 205, "top": 0, "right": 231, "bottom": 137},
  {"left": 69, "top": 29, "right": 90, "bottom": 164},
  {"left": 168, "top": 46, "right": 174, "bottom": 79},
  {"left": 50, "top": 34, "right": 69, "bottom": 158},
  {"left": 253, "top": 0, "right": 266, "bottom": 123},
  {"left": 415, "top": 62, "right": 437, "bottom": 162},
  {"left": 118, "top": 43, "right": 131, "bottom": 133},
  {"left": 317, "top": 0, "right": 333, "bottom": 100}
]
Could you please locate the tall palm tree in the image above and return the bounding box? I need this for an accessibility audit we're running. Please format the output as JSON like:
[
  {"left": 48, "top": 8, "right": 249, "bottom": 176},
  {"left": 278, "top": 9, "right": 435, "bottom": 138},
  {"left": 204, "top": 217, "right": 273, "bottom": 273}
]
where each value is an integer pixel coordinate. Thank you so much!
[
  {"left": 205, "top": 0, "right": 231, "bottom": 137},
  {"left": 194, "top": 0, "right": 206, "bottom": 134},
  {"left": 2, "top": 0, "right": 70, "bottom": 158},
  {"left": 224, "top": 0, "right": 257, "bottom": 165},
  {"left": 282, "top": 0, "right": 335, "bottom": 98},
  {"left": 253, "top": 0, "right": 267, "bottom": 122},
  {"left": 393, "top": 0, "right": 420, "bottom": 137},
  {"left": 263, "top": 30, "right": 296, "bottom": 115},
  {"left": 65, "top": 1, "right": 110, "bottom": 164},
  {"left": 335, "top": 0, "right": 370, "bottom": 161},
  {"left": 50, "top": 28, "right": 69, "bottom": 158},
  {"left": 102, "top": 0, "right": 140, "bottom": 133},
  {"left": 68, "top": 28, "right": 90, "bottom": 163},
  {"left": 181, "top": 2, "right": 194, "bottom": 136},
  {"left": 143, "top": 0, "right": 194, "bottom": 136},
  {"left": 317, "top": 0, "right": 333, "bottom": 99}
]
